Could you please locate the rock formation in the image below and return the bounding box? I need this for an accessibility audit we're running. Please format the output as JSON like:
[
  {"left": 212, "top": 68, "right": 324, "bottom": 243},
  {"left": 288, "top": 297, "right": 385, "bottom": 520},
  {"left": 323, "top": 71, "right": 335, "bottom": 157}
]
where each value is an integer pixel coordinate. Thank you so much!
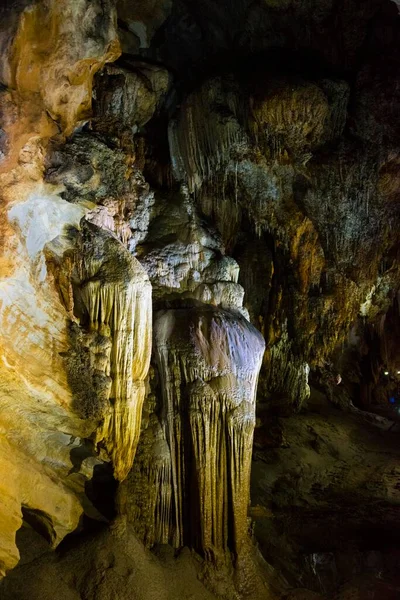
[
  {"left": 128, "top": 306, "right": 265, "bottom": 556},
  {"left": 0, "top": 0, "right": 400, "bottom": 599}
]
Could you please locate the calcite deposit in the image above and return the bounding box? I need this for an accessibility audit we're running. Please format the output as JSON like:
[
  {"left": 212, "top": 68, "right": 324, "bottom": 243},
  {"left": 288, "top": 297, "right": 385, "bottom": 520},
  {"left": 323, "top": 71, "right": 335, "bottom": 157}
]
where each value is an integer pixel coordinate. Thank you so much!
[
  {"left": 128, "top": 306, "right": 265, "bottom": 557},
  {"left": 1, "top": 0, "right": 400, "bottom": 599}
]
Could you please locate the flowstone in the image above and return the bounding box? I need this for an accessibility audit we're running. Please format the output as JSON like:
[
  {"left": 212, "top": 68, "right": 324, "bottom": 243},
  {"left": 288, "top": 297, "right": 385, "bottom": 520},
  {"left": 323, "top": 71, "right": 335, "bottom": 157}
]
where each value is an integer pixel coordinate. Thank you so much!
[
  {"left": 128, "top": 305, "right": 265, "bottom": 560},
  {"left": 48, "top": 219, "right": 152, "bottom": 482}
]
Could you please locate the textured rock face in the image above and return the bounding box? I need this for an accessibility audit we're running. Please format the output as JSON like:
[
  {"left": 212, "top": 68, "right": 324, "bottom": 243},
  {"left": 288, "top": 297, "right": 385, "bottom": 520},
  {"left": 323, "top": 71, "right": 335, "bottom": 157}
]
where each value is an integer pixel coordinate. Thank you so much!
[
  {"left": 0, "top": 0, "right": 400, "bottom": 599},
  {"left": 58, "top": 221, "right": 152, "bottom": 482},
  {"left": 0, "top": 0, "right": 146, "bottom": 576},
  {"left": 93, "top": 63, "right": 170, "bottom": 133},
  {"left": 128, "top": 307, "right": 264, "bottom": 558},
  {"left": 1, "top": 0, "right": 120, "bottom": 136},
  {"left": 0, "top": 182, "right": 91, "bottom": 576},
  {"left": 0, "top": 172, "right": 153, "bottom": 573}
]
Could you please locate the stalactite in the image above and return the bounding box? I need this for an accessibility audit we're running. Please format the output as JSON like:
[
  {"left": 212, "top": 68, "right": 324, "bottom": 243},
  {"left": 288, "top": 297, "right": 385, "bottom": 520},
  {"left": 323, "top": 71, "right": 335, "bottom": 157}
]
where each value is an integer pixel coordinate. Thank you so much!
[
  {"left": 168, "top": 77, "right": 245, "bottom": 192},
  {"left": 305, "top": 145, "right": 380, "bottom": 275},
  {"left": 251, "top": 79, "right": 333, "bottom": 166},
  {"left": 72, "top": 220, "right": 152, "bottom": 481},
  {"left": 264, "top": 328, "right": 311, "bottom": 409}
]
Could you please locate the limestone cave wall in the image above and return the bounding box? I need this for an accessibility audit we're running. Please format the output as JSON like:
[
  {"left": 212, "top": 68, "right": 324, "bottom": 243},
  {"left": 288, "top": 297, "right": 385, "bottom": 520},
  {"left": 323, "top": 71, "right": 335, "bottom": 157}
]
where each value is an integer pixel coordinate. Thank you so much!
[{"left": 0, "top": 1, "right": 400, "bottom": 599}]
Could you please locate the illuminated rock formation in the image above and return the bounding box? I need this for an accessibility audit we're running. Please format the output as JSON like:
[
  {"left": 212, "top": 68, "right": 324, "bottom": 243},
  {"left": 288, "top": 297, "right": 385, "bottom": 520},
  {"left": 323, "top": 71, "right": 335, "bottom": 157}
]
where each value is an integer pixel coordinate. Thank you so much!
[
  {"left": 0, "top": 180, "right": 152, "bottom": 573},
  {"left": 136, "top": 189, "right": 245, "bottom": 311},
  {"left": 1, "top": 0, "right": 400, "bottom": 599},
  {"left": 0, "top": 0, "right": 120, "bottom": 142},
  {"left": 120, "top": 188, "right": 266, "bottom": 573},
  {"left": 0, "top": 0, "right": 149, "bottom": 574},
  {"left": 128, "top": 307, "right": 264, "bottom": 556},
  {"left": 66, "top": 220, "right": 152, "bottom": 481},
  {"left": 0, "top": 181, "right": 90, "bottom": 576},
  {"left": 153, "top": 307, "right": 264, "bottom": 557}
]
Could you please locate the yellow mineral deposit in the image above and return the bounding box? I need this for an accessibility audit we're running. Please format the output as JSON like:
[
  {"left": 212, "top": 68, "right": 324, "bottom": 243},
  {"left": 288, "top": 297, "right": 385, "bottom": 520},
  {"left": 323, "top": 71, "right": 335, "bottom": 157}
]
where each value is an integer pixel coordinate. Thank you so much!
[
  {"left": 9, "top": 1, "right": 120, "bottom": 136},
  {"left": 73, "top": 223, "right": 152, "bottom": 481}
]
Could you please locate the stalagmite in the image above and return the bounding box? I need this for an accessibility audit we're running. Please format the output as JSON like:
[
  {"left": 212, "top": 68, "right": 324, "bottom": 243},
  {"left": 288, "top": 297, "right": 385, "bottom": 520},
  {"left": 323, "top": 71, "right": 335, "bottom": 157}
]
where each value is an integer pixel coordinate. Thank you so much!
[
  {"left": 135, "top": 306, "right": 265, "bottom": 558},
  {"left": 125, "top": 413, "right": 172, "bottom": 547}
]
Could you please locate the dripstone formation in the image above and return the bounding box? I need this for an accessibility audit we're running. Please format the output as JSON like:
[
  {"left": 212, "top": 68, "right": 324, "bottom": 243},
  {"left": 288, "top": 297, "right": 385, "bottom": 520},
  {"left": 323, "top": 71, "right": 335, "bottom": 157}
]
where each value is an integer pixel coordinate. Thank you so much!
[{"left": 0, "top": 1, "right": 400, "bottom": 599}]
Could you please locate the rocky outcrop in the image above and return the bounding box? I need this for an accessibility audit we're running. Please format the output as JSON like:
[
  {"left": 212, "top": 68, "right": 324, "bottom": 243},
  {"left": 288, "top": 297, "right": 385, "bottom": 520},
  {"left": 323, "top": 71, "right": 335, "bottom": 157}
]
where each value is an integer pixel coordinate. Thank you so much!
[
  {"left": 120, "top": 186, "right": 267, "bottom": 598},
  {"left": 0, "top": 525, "right": 224, "bottom": 600},
  {"left": 0, "top": 0, "right": 120, "bottom": 169},
  {"left": 0, "top": 0, "right": 147, "bottom": 575},
  {"left": 0, "top": 175, "right": 153, "bottom": 573},
  {"left": 0, "top": 180, "right": 91, "bottom": 576}
]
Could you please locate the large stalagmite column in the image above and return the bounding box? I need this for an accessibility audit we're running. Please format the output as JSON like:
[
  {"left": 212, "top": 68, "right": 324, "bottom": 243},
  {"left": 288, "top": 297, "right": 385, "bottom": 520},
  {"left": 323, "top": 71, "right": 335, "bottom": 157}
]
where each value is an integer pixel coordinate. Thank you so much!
[{"left": 153, "top": 305, "right": 265, "bottom": 558}]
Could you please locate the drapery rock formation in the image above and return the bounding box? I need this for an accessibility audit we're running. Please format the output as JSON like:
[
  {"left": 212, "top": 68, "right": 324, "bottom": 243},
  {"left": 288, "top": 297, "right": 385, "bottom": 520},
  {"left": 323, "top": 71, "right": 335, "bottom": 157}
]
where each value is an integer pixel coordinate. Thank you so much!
[
  {"left": 128, "top": 306, "right": 265, "bottom": 558},
  {"left": 1, "top": 0, "right": 400, "bottom": 599},
  {"left": 49, "top": 219, "right": 152, "bottom": 481}
]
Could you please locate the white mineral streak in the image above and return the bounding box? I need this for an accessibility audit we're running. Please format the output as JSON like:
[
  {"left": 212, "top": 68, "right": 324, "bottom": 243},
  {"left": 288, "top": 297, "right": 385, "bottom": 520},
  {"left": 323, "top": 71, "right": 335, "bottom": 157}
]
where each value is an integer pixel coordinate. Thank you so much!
[
  {"left": 74, "top": 224, "right": 152, "bottom": 481},
  {"left": 9, "top": 192, "right": 86, "bottom": 260},
  {"left": 153, "top": 307, "right": 265, "bottom": 557},
  {"left": 359, "top": 284, "right": 377, "bottom": 317}
]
